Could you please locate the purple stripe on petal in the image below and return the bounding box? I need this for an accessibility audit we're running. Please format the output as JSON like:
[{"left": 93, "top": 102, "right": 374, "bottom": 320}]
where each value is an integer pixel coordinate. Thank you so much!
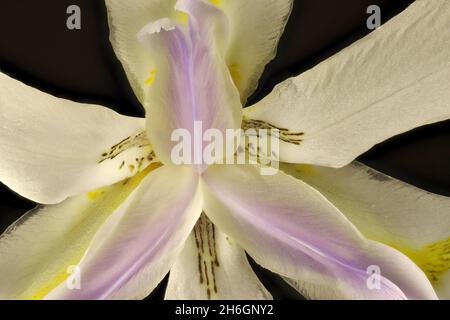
[
  {"left": 45, "top": 166, "right": 201, "bottom": 300},
  {"left": 137, "top": 1, "right": 242, "bottom": 168},
  {"left": 202, "top": 165, "right": 437, "bottom": 299}
]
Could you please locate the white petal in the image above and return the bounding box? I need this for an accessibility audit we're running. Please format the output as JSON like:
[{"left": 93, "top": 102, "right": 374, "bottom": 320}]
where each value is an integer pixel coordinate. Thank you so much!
[
  {"left": 214, "top": 0, "right": 293, "bottom": 101},
  {"left": 45, "top": 165, "right": 202, "bottom": 300},
  {"left": 0, "top": 72, "right": 154, "bottom": 204},
  {"left": 201, "top": 164, "right": 437, "bottom": 299},
  {"left": 0, "top": 163, "right": 161, "bottom": 299},
  {"left": 104, "top": 0, "right": 177, "bottom": 103},
  {"left": 165, "top": 213, "right": 271, "bottom": 300},
  {"left": 244, "top": 0, "right": 450, "bottom": 167},
  {"left": 281, "top": 161, "right": 450, "bottom": 299}
]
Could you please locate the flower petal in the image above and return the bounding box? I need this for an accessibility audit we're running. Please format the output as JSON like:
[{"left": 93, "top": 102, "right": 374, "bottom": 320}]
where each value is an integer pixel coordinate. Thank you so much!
[
  {"left": 201, "top": 164, "right": 437, "bottom": 299},
  {"left": 0, "top": 163, "right": 160, "bottom": 299},
  {"left": 105, "top": 0, "right": 292, "bottom": 104},
  {"left": 281, "top": 161, "right": 450, "bottom": 299},
  {"left": 213, "top": 0, "right": 293, "bottom": 101},
  {"left": 137, "top": 3, "right": 242, "bottom": 166},
  {"left": 244, "top": 0, "right": 450, "bottom": 168},
  {"left": 45, "top": 165, "right": 201, "bottom": 300},
  {"left": 104, "top": 0, "right": 177, "bottom": 103},
  {"left": 165, "top": 213, "right": 271, "bottom": 300},
  {"left": 0, "top": 72, "right": 154, "bottom": 204}
]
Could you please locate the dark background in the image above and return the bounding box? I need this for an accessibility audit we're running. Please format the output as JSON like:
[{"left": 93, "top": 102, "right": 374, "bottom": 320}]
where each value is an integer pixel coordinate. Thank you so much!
[{"left": 0, "top": 0, "right": 449, "bottom": 299}]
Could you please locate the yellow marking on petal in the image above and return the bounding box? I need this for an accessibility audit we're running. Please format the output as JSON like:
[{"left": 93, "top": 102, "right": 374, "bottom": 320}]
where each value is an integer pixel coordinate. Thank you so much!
[
  {"left": 209, "top": 0, "right": 222, "bottom": 7},
  {"left": 24, "top": 162, "right": 163, "bottom": 300},
  {"left": 393, "top": 237, "right": 450, "bottom": 284},
  {"left": 228, "top": 63, "right": 242, "bottom": 86},
  {"left": 86, "top": 188, "right": 105, "bottom": 200},
  {"left": 280, "top": 162, "right": 449, "bottom": 284},
  {"left": 177, "top": 11, "right": 189, "bottom": 25},
  {"left": 144, "top": 69, "right": 157, "bottom": 86}
]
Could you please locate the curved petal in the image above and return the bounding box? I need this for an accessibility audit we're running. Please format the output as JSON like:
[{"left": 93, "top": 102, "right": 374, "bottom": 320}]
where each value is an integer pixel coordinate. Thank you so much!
[
  {"left": 137, "top": 2, "right": 242, "bottom": 167},
  {"left": 0, "top": 72, "right": 154, "bottom": 204},
  {"left": 0, "top": 163, "right": 161, "bottom": 299},
  {"left": 201, "top": 164, "right": 437, "bottom": 299},
  {"left": 215, "top": 0, "right": 293, "bottom": 101},
  {"left": 45, "top": 165, "right": 201, "bottom": 300},
  {"left": 244, "top": 0, "right": 450, "bottom": 168},
  {"left": 165, "top": 213, "right": 271, "bottom": 300},
  {"left": 105, "top": 0, "right": 177, "bottom": 103},
  {"left": 281, "top": 161, "right": 450, "bottom": 299},
  {"left": 105, "top": 0, "right": 292, "bottom": 103}
]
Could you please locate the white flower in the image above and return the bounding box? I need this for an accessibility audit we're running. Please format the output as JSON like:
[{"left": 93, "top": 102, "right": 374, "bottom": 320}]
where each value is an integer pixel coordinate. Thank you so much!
[{"left": 0, "top": 0, "right": 449, "bottom": 300}]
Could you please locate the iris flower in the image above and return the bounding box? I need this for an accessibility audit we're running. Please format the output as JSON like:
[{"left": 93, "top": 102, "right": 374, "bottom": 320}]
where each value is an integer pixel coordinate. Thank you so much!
[{"left": 0, "top": 0, "right": 449, "bottom": 300}]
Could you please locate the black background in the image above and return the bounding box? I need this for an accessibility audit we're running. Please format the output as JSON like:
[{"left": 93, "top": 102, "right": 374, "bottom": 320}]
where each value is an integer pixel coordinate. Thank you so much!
[{"left": 0, "top": 0, "right": 449, "bottom": 300}]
